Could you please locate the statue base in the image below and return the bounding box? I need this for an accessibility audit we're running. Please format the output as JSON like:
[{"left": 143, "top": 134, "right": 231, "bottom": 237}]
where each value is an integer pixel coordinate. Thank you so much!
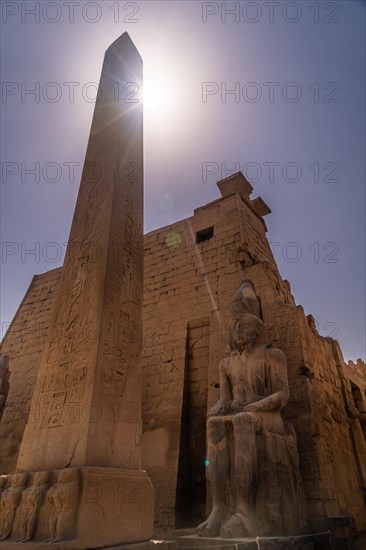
[
  {"left": 178, "top": 532, "right": 333, "bottom": 549},
  {"left": 1, "top": 467, "right": 154, "bottom": 549},
  {"left": 2, "top": 541, "right": 177, "bottom": 550}
]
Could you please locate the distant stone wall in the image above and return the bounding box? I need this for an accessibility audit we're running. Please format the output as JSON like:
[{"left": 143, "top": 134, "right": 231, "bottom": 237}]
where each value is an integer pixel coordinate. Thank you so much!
[
  {"left": 0, "top": 269, "right": 61, "bottom": 473},
  {"left": 1, "top": 182, "right": 365, "bottom": 534}
]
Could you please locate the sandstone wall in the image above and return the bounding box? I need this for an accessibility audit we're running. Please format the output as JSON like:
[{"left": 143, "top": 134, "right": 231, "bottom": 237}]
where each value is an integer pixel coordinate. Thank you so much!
[
  {"left": 140, "top": 187, "right": 366, "bottom": 532},
  {"left": 0, "top": 269, "right": 61, "bottom": 473}
]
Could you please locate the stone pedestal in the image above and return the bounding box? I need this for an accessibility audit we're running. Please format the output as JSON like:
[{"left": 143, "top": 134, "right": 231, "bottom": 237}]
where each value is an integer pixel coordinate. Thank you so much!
[
  {"left": 1, "top": 468, "right": 154, "bottom": 549},
  {"left": 3, "top": 542, "right": 177, "bottom": 550},
  {"left": 179, "top": 533, "right": 333, "bottom": 549}
]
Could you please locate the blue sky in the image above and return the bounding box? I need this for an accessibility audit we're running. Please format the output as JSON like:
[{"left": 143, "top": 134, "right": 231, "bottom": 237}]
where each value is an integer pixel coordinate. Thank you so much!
[{"left": 1, "top": 0, "right": 365, "bottom": 361}]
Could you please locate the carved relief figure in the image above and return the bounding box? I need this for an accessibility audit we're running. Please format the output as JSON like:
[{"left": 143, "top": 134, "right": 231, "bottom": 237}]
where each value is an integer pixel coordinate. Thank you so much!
[
  {"left": 44, "top": 469, "right": 79, "bottom": 543},
  {"left": 16, "top": 471, "right": 49, "bottom": 542},
  {"left": 0, "top": 473, "right": 28, "bottom": 540},
  {"left": 197, "top": 279, "right": 303, "bottom": 538}
]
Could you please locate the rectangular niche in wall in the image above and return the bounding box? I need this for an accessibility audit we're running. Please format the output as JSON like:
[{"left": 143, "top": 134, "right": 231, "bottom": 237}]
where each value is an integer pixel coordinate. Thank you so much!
[
  {"left": 196, "top": 227, "right": 214, "bottom": 244},
  {"left": 175, "top": 318, "right": 210, "bottom": 528}
]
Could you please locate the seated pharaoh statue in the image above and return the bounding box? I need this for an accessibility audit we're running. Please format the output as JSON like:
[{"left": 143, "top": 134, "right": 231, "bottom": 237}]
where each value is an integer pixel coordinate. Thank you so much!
[{"left": 197, "top": 279, "right": 306, "bottom": 538}]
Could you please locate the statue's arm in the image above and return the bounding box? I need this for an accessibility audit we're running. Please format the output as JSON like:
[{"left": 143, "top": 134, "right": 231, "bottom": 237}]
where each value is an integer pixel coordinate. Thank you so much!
[
  {"left": 245, "top": 349, "right": 289, "bottom": 413},
  {"left": 208, "top": 360, "right": 232, "bottom": 416}
]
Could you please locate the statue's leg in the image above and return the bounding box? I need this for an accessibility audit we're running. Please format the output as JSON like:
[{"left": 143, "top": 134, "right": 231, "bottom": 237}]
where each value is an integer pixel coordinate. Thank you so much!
[
  {"left": 53, "top": 507, "right": 66, "bottom": 543},
  {"left": 221, "top": 412, "right": 260, "bottom": 538},
  {"left": 25, "top": 509, "right": 38, "bottom": 541},
  {"left": 15, "top": 511, "right": 28, "bottom": 541},
  {"left": 0, "top": 509, "right": 16, "bottom": 539},
  {"left": 196, "top": 416, "right": 230, "bottom": 537},
  {"left": 43, "top": 510, "right": 57, "bottom": 543}
]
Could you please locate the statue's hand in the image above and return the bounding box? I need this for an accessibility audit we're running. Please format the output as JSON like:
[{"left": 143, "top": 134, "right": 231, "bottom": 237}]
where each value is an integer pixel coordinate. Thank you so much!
[{"left": 208, "top": 399, "right": 231, "bottom": 416}]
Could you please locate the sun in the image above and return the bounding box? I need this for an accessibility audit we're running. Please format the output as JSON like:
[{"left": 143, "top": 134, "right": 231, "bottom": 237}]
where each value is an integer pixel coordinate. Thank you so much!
[
  {"left": 143, "top": 80, "right": 167, "bottom": 113},
  {"left": 142, "top": 66, "right": 178, "bottom": 123}
]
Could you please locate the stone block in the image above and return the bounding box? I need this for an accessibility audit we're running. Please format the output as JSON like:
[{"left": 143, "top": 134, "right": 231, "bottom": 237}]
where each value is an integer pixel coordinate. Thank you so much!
[
  {"left": 250, "top": 197, "right": 271, "bottom": 217},
  {"left": 179, "top": 535, "right": 258, "bottom": 548},
  {"left": 217, "top": 172, "right": 253, "bottom": 199},
  {"left": 179, "top": 532, "right": 333, "bottom": 549},
  {"left": 1, "top": 467, "right": 154, "bottom": 549},
  {"left": 328, "top": 516, "right": 357, "bottom": 550}
]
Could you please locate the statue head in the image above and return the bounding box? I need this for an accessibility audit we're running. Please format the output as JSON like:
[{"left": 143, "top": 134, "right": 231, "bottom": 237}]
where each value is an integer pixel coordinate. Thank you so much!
[
  {"left": 229, "top": 313, "right": 263, "bottom": 351},
  {"left": 229, "top": 279, "right": 260, "bottom": 320}
]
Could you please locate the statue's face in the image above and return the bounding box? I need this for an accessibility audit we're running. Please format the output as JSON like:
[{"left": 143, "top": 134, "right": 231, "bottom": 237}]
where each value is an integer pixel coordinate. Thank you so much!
[{"left": 232, "top": 317, "right": 259, "bottom": 348}]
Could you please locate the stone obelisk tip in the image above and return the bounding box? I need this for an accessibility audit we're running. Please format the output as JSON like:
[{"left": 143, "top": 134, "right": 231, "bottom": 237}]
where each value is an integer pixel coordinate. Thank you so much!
[{"left": 107, "top": 32, "right": 142, "bottom": 61}]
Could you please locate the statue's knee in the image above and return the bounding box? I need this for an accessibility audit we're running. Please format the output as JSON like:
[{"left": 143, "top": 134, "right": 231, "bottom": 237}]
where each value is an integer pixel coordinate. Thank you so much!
[
  {"left": 207, "top": 417, "right": 226, "bottom": 444},
  {"left": 233, "top": 412, "right": 258, "bottom": 428},
  {"left": 233, "top": 411, "right": 253, "bottom": 423},
  {"left": 207, "top": 416, "right": 223, "bottom": 430},
  {"left": 207, "top": 416, "right": 218, "bottom": 430}
]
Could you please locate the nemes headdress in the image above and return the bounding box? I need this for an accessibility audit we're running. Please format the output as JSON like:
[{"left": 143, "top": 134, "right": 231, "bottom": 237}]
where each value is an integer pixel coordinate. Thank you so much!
[
  {"left": 226, "top": 279, "right": 263, "bottom": 352},
  {"left": 229, "top": 278, "right": 261, "bottom": 320}
]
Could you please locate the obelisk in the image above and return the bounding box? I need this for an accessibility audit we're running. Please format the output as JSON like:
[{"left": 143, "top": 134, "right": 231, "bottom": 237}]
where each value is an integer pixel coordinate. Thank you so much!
[{"left": 8, "top": 33, "right": 154, "bottom": 548}]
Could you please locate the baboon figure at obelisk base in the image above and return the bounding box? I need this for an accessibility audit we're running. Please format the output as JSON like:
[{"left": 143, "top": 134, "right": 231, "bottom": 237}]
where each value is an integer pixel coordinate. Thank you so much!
[{"left": 0, "top": 33, "right": 154, "bottom": 549}]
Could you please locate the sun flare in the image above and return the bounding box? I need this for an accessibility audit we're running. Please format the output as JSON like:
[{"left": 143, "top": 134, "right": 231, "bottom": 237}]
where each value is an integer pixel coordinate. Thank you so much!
[{"left": 142, "top": 67, "right": 178, "bottom": 122}]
